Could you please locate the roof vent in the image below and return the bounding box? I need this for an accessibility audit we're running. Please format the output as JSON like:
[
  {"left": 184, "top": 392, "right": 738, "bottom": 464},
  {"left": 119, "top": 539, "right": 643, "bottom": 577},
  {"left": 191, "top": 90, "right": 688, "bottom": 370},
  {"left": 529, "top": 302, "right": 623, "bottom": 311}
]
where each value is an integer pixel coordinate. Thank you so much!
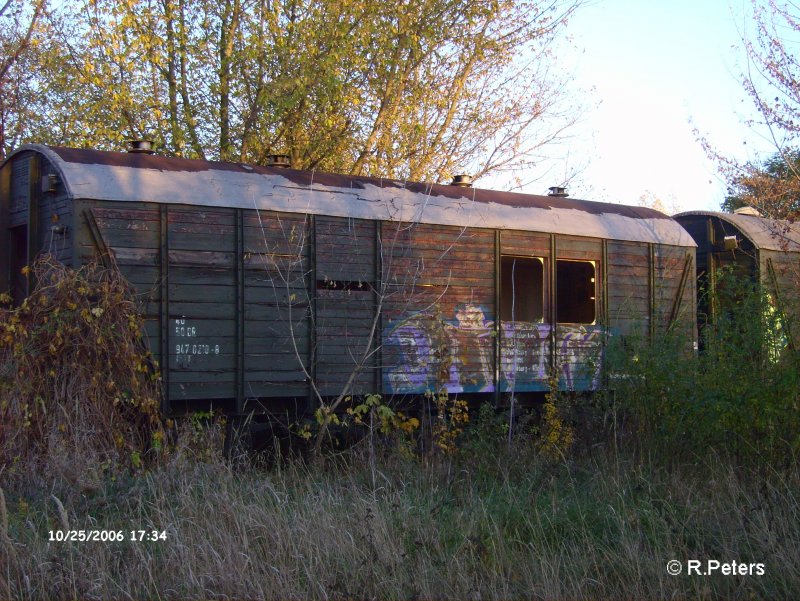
[
  {"left": 126, "top": 140, "right": 155, "bottom": 154},
  {"left": 266, "top": 154, "right": 291, "bottom": 168},
  {"left": 450, "top": 174, "right": 473, "bottom": 187},
  {"left": 734, "top": 206, "right": 762, "bottom": 216},
  {"left": 547, "top": 186, "right": 568, "bottom": 197}
]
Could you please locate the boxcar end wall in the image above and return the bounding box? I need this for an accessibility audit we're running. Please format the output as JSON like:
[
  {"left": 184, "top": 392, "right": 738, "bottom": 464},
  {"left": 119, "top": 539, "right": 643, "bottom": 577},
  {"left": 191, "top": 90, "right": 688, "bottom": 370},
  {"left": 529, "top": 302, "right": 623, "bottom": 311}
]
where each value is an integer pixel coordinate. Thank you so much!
[{"left": 675, "top": 210, "right": 800, "bottom": 348}]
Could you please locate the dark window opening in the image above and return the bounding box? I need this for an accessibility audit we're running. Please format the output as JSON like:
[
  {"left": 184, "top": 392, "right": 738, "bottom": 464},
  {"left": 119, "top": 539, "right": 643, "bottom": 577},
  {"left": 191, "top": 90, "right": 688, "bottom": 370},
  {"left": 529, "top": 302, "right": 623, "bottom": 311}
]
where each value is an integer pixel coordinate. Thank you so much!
[
  {"left": 556, "top": 259, "right": 596, "bottom": 324},
  {"left": 316, "top": 279, "right": 372, "bottom": 292},
  {"left": 9, "top": 225, "right": 28, "bottom": 306},
  {"left": 500, "top": 256, "right": 544, "bottom": 322}
]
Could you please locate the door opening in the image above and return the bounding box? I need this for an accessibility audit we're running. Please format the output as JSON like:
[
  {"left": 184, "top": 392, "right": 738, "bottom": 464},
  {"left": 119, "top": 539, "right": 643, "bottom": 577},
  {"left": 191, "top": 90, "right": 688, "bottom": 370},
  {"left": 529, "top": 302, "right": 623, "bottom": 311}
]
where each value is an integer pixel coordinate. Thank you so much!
[{"left": 9, "top": 225, "right": 28, "bottom": 305}]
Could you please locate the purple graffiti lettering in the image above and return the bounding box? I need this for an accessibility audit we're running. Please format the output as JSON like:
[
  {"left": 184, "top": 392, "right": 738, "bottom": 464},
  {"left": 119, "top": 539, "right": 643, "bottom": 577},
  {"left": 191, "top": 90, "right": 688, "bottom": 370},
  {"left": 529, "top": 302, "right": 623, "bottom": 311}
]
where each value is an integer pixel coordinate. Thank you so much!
[{"left": 385, "top": 304, "right": 605, "bottom": 394}]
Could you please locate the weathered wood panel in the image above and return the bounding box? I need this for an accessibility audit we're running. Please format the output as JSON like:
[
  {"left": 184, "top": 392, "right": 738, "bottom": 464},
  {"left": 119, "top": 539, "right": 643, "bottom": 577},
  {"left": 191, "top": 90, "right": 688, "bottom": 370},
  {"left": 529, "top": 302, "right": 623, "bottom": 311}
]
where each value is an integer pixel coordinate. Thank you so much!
[
  {"left": 499, "top": 322, "right": 550, "bottom": 392},
  {"left": 312, "top": 216, "right": 378, "bottom": 396},
  {"left": 763, "top": 250, "right": 800, "bottom": 346},
  {"left": 9, "top": 154, "right": 29, "bottom": 228},
  {"left": 653, "top": 245, "right": 695, "bottom": 339},
  {"left": 74, "top": 200, "right": 316, "bottom": 405},
  {"left": 63, "top": 192, "right": 696, "bottom": 405},
  {"left": 555, "top": 236, "right": 603, "bottom": 260},
  {"left": 549, "top": 237, "right": 603, "bottom": 390},
  {"left": 315, "top": 216, "right": 375, "bottom": 283},
  {"left": 554, "top": 324, "right": 603, "bottom": 390},
  {"left": 315, "top": 292, "right": 377, "bottom": 396},
  {"left": 497, "top": 231, "right": 551, "bottom": 391},
  {"left": 500, "top": 230, "right": 551, "bottom": 257},
  {"left": 35, "top": 158, "right": 73, "bottom": 266},
  {"left": 607, "top": 240, "right": 650, "bottom": 336},
  {"left": 243, "top": 211, "right": 310, "bottom": 399},
  {"left": 382, "top": 222, "right": 495, "bottom": 394}
]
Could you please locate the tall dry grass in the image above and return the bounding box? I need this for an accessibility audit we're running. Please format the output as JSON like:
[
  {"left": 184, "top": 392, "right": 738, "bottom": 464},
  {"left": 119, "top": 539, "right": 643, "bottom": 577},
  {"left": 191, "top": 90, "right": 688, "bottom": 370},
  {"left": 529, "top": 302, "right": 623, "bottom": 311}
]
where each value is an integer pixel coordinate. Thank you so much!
[{"left": 1, "top": 441, "right": 798, "bottom": 600}]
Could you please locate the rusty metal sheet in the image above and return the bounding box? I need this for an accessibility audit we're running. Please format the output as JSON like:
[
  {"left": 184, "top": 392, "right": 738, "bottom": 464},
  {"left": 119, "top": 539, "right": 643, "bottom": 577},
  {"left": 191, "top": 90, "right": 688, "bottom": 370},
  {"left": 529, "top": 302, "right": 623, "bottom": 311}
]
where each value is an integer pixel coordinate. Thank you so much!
[{"left": 10, "top": 144, "right": 696, "bottom": 246}]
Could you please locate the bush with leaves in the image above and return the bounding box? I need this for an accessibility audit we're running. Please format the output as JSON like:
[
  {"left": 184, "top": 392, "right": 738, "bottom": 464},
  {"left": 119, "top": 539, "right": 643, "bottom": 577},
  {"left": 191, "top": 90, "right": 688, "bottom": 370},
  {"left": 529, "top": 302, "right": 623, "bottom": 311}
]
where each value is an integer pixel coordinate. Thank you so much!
[
  {"left": 607, "top": 268, "right": 800, "bottom": 463},
  {"left": 0, "top": 255, "right": 164, "bottom": 489}
]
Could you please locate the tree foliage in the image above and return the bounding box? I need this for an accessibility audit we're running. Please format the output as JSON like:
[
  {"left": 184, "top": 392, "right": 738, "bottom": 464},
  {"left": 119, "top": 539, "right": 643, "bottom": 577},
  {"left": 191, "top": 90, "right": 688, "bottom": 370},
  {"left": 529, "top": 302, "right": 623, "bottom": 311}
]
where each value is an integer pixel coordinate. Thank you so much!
[
  {"left": 743, "top": 0, "right": 800, "bottom": 148},
  {"left": 722, "top": 149, "right": 800, "bottom": 216},
  {"left": 0, "top": 0, "right": 46, "bottom": 159},
  {"left": 711, "top": 1, "right": 800, "bottom": 220},
  {"left": 7, "top": 0, "right": 581, "bottom": 183}
]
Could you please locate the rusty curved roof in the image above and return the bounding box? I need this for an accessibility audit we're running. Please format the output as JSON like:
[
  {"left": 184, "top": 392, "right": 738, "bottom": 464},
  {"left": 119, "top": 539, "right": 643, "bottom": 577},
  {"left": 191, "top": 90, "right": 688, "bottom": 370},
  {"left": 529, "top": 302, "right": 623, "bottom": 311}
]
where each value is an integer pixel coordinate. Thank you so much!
[
  {"left": 13, "top": 144, "right": 696, "bottom": 246},
  {"left": 675, "top": 210, "right": 800, "bottom": 252}
]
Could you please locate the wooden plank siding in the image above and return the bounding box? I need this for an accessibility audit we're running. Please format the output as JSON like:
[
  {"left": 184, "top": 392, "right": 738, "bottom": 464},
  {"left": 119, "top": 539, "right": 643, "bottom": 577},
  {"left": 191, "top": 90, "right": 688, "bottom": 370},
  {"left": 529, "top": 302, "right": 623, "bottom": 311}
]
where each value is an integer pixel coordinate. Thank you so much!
[
  {"left": 381, "top": 222, "right": 495, "bottom": 394},
  {"left": 59, "top": 195, "right": 697, "bottom": 405},
  {"left": 1, "top": 144, "right": 703, "bottom": 410},
  {"left": 498, "top": 230, "right": 551, "bottom": 392},
  {"left": 314, "top": 216, "right": 378, "bottom": 397},
  {"left": 242, "top": 210, "right": 310, "bottom": 399},
  {"left": 554, "top": 236, "right": 603, "bottom": 391},
  {"left": 653, "top": 244, "right": 696, "bottom": 340},
  {"left": 607, "top": 241, "right": 651, "bottom": 337},
  {"left": 164, "top": 207, "right": 236, "bottom": 402},
  {"left": 3, "top": 152, "right": 72, "bottom": 292},
  {"left": 74, "top": 201, "right": 313, "bottom": 403},
  {"left": 763, "top": 250, "right": 800, "bottom": 347},
  {"left": 38, "top": 158, "right": 73, "bottom": 266},
  {"left": 500, "top": 230, "right": 551, "bottom": 257},
  {"left": 8, "top": 153, "right": 29, "bottom": 228}
]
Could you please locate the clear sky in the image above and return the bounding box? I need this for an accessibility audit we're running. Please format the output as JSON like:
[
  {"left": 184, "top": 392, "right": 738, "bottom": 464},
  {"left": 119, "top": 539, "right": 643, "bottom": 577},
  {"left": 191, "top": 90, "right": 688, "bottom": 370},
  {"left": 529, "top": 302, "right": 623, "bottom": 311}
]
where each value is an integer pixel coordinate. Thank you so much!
[{"left": 518, "top": 0, "right": 779, "bottom": 213}]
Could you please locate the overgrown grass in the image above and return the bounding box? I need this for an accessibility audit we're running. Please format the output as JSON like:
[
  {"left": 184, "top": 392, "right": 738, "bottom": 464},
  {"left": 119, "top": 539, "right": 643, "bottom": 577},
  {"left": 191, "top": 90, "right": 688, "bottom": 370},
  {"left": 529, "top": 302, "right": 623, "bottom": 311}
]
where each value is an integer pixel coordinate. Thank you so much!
[{"left": 1, "top": 441, "right": 798, "bottom": 600}]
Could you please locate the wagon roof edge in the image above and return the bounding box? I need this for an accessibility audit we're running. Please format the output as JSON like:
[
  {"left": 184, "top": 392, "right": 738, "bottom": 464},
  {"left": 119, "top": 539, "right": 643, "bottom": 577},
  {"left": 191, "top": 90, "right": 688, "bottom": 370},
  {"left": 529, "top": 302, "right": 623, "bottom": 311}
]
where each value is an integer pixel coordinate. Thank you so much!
[{"left": 6, "top": 144, "right": 696, "bottom": 247}]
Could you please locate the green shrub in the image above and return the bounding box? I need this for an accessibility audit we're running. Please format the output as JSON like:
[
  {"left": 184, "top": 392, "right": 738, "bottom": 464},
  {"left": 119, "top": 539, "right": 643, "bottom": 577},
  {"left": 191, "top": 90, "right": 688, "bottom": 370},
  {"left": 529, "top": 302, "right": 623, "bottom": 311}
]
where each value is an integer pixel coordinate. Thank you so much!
[{"left": 607, "top": 268, "right": 800, "bottom": 463}]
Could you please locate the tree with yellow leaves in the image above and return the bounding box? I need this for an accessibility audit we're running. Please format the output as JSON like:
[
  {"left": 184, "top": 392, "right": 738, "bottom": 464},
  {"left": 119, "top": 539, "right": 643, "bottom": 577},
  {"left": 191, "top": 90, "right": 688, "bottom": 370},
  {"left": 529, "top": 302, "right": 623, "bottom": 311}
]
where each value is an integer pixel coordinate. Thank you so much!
[
  {"left": 15, "top": 0, "right": 582, "bottom": 183},
  {"left": 0, "top": 0, "right": 46, "bottom": 159}
]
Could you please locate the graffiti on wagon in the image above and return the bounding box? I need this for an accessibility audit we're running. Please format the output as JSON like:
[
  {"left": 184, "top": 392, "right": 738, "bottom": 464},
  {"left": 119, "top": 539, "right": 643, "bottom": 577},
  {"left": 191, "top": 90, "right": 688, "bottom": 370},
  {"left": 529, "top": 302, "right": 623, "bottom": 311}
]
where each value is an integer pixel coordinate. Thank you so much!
[{"left": 383, "top": 304, "right": 602, "bottom": 394}]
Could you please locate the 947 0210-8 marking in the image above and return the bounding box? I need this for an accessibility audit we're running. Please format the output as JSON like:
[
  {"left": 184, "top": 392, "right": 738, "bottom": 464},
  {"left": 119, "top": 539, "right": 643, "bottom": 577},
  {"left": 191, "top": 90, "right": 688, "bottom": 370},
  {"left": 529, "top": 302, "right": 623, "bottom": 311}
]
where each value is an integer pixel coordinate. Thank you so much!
[{"left": 172, "top": 318, "right": 222, "bottom": 366}]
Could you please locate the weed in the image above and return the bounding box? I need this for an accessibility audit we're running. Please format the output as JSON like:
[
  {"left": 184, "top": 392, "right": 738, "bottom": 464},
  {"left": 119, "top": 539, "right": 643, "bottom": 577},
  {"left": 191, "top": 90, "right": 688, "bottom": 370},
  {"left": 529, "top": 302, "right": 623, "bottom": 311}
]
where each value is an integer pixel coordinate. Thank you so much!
[
  {"left": 0, "top": 448, "right": 797, "bottom": 600},
  {"left": 538, "top": 364, "right": 576, "bottom": 460},
  {"left": 425, "top": 388, "right": 469, "bottom": 455},
  {"left": 0, "top": 255, "right": 165, "bottom": 491}
]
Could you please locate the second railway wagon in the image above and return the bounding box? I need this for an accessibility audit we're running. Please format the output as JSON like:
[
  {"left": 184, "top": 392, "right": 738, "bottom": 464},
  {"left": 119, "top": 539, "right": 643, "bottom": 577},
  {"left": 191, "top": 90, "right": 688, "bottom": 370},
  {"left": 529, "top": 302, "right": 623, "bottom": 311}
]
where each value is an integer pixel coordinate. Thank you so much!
[
  {"left": 675, "top": 209, "right": 800, "bottom": 348},
  {"left": 1, "top": 144, "right": 696, "bottom": 416}
]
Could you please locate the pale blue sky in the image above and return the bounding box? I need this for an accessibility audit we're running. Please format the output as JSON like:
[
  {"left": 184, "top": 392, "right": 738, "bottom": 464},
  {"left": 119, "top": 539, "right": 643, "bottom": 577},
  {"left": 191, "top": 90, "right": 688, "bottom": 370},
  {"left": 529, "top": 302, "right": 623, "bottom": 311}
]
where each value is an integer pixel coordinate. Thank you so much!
[{"left": 519, "top": 0, "right": 778, "bottom": 212}]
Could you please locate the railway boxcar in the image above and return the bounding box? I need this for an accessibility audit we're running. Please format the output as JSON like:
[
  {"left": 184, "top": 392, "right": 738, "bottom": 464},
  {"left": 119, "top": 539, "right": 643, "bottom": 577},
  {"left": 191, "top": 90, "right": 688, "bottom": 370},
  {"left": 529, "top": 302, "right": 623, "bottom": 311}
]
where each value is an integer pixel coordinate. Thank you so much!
[
  {"left": 674, "top": 210, "right": 800, "bottom": 348},
  {"left": 1, "top": 144, "right": 696, "bottom": 417}
]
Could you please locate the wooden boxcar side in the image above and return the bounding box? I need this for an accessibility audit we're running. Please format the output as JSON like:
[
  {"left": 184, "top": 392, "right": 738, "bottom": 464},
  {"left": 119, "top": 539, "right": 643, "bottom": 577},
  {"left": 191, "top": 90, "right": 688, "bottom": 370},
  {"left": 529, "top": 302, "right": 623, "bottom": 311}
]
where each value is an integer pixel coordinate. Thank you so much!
[{"left": 1, "top": 145, "right": 698, "bottom": 417}]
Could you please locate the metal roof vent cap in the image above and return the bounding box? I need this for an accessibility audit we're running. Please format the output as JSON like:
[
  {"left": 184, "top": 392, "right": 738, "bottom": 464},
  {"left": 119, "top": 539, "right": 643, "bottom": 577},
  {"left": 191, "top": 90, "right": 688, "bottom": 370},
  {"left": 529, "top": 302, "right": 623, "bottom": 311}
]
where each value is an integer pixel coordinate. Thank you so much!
[
  {"left": 451, "top": 174, "right": 473, "bottom": 187},
  {"left": 734, "top": 206, "right": 762, "bottom": 216},
  {"left": 548, "top": 186, "right": 568, "bottom": 198},
  {"left": 266, "top": 154, "right": 292, "bottom": 168},
  {"left": 126, "top": 140, "right": 155, "bottom": 154}
]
